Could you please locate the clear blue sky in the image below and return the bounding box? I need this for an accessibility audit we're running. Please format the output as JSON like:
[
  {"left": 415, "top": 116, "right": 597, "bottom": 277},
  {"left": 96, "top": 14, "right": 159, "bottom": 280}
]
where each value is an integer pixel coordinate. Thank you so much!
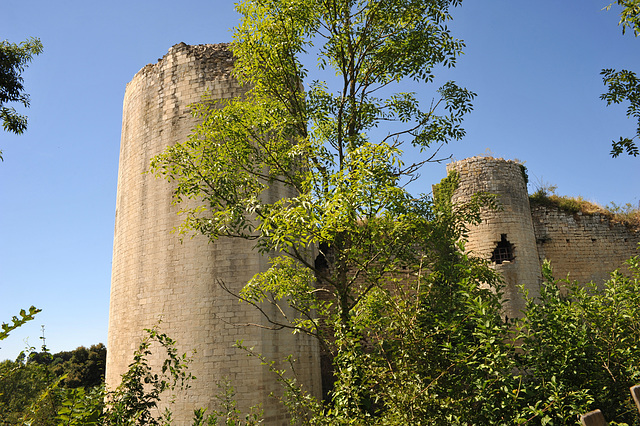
[{"left": 1, "top": 1, "right": 638, "bottom": 361}]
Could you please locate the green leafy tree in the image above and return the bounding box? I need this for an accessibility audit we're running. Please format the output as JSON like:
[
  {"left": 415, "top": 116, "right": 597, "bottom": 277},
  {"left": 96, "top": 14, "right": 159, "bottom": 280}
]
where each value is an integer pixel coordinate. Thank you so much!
[
  {"left": 601, "top": 1, "right": 640, "bottom": 157},
  {"left": 47, "top": 343, "right": 107, "bottom": 388},
  {"left": 601, "top": 69, "right": 640, "bottom": 157},
  {"left": 605, "top": 0, "right": 640, "bottom": 36},
  {"left": 151, "top": 0, "right": 484, "bottom": 420},
  {"left": 0, "top": 356, "right": 51, "bottom": 425},
  {"left": 0, "top": 352, "right": 60, "bottom": 425},
  {"left": 516, "top": 256, "right": 640, "bottom": 425},
  {"left": 0, "top": 37, "right": 43, "bottom": 160},
  {"left": 55, "top": 385, "right": 104, "bottom": 426},
  {"left": 0, "top": 307, "right": 43, "bottom": 424},
  {"left": 145, "top": 1, "right": 640, "bottom": 423}
]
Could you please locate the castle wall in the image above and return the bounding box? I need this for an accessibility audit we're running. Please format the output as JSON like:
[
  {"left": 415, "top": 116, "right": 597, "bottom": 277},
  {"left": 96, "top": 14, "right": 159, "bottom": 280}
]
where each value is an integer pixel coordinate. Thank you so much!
[
  {"left": 532, "top": 205, "right": 640, "bottom": 286},
  {"left": 108, "top": 41, "right": 639, "bottom": 423},
  {"left": 107, "top": 43, "right": 320, "bottom": 425},
  {"left": 447, "top": 156, "right": 639, "bottom": 317},
  {"left": 447, "top": 157, "right": 542, "bottom": 319}
]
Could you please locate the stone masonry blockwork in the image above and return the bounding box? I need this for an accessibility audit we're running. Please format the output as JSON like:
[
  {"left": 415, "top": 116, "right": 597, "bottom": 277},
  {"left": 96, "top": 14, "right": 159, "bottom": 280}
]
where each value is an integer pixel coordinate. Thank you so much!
[
  {"left": 448, "top": 156, "right": 639, "bottom": 318},
  {"left": 107, "top": 43, "right": 321, "bottom": 425},
  {"left": 447, "top": 157, "right": 543, "bottom": 319},
  {"left": 532, "top": 205, "right": 640, "bottom": 286}
]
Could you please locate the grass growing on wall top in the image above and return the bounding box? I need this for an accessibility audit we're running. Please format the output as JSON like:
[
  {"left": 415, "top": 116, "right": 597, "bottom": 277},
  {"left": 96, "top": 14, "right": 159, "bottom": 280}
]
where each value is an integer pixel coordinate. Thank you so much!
[{"left": 529, "top": 184, "right": 640, "bottom": 229}]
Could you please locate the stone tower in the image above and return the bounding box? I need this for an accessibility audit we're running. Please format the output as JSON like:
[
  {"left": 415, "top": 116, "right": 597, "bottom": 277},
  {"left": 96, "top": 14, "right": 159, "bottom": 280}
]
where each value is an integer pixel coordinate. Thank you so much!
[
  {"left": 107, "top": 43, "right": 321, "bottom": 424},
  {"left": 447, "top": 156, "right": 542, "bottom": 318}
]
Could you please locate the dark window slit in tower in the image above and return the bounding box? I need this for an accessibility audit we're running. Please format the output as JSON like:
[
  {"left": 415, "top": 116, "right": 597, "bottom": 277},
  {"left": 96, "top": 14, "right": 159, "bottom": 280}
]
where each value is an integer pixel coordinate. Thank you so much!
[
  {"left": 314, "top": 242, "right": 330, "bottom": 271},
  {"left": 492, "top": 234, "right": 515, "bottom": 264}
]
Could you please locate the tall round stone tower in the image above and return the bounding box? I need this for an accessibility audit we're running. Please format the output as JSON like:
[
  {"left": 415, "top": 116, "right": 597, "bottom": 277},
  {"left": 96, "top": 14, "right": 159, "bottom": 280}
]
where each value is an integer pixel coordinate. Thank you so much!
[
  {"left": 107, "top": 43, "right": 321, "bottom": 424},
  {"left": 447, "top": 156, "right": 542, "bottom": 318}
]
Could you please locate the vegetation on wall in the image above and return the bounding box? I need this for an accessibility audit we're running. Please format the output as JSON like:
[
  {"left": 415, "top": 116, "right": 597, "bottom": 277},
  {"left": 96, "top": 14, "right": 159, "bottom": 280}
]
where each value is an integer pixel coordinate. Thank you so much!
[
  {"left": 529, "top": 183, "right": 640, "bottom": 229},
  {"left": 518, "top": 163, "right": 529, "bottom": 186}
]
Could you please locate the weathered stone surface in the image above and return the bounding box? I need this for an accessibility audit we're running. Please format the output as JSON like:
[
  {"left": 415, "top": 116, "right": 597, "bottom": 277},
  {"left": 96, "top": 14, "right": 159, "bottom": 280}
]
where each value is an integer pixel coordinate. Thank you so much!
[
  {"left": 107, "top": 43, "right": 320, "bottom": 425},
  {"left": 580, "top": 409, "right": 607, "bottom": 426},
  {"left": 448, "top": 156, "right": 639, "bottom": 318},
  {"left": 448, "top": 156, "right": 542, "bottom": 319},
  {"left": 532, "top": 205, "right": 640, "bottom": 287}
]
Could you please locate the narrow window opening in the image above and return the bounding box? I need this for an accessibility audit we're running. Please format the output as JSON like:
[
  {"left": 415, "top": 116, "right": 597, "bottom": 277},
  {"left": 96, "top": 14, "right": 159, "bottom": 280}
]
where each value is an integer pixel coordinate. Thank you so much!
[
  {"left": 492, "top": 234, "right": 515, "bottom": 264},
  {"left": 314, "top": 242, "right": 330, "bottom": 271}
]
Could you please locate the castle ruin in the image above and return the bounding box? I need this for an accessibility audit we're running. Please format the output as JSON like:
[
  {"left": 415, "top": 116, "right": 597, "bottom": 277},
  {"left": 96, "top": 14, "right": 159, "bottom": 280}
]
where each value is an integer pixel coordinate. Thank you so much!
[{"left": 107, "top": 43, "right": 640, "bottom": 425}]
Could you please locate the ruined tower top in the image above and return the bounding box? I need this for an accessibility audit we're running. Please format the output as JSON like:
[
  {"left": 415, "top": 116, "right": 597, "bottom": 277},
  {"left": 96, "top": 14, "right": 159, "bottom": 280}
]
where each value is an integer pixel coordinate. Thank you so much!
[{"left": 135, "top": 42, "right": 234, "bottom": 79}]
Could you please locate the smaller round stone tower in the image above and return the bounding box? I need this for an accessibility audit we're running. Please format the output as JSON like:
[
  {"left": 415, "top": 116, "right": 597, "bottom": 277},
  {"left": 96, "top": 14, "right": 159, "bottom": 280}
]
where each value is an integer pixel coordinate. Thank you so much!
[{"left": 447, "top": 156, "right": 541, "bottom": 318}]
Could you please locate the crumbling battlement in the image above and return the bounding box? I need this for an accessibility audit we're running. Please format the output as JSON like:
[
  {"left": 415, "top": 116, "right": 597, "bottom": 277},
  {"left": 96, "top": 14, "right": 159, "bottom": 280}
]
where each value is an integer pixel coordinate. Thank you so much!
[{"left": 137, "top": 42, "right": 234, "bottom": 79}]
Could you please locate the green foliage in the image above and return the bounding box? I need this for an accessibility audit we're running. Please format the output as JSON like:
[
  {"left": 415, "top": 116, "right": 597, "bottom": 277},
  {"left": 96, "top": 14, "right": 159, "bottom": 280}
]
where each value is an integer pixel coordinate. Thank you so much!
[
  {"left": 431, "top": 169, "right": 460, "bottom": 206},
  {"left": 516, "top": 256, "right": 640, "bottom": 424},
  {"left": 605, "top": 0, "right": 640, "bottom": 36},
  {"left": 150, "top": 0, "right": 479, "bottom": 339},
  {"left": 0, "top": 322, "right": 106, "bottom": 425},
  {"left": 101, "top": 325, "right": 194, "bottom": 426},
  {"left": 601, "top": 68, "right": 640, "bottom": 157},
  {"left": 55, "top": 385, "right": 104, "bottom": 426},
  {"left": 0, "top": 306, "right": 41, "bottom": 341},
  {"left": 192, "top": 378, "right": 264, "bottom": 426},
  {"left": 238, "top": 252, "right": 640, "bottom": 425},
  {"left": 0, "top": 37, "right": 43, "bottom": 140},
  {"left": 0, "top": 356, "right": 51, "bottom": 425},
  {"left": 519, "top": 163, "right": 529, "bottom": 186},
  {"left": 47, "top": 343, "right": 107, "bottom": 388},
  {"left": 150, "top": 0, "right": 475, "bottom": 250},
  {"left": 601, "top": 1, "right": 640, "bottom": 158},
  {"left": 20, "top": 374, "right": 65, "bottom": 426}
]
